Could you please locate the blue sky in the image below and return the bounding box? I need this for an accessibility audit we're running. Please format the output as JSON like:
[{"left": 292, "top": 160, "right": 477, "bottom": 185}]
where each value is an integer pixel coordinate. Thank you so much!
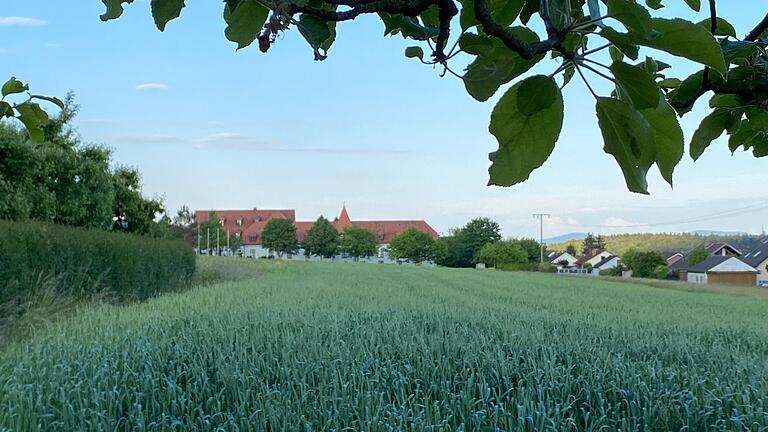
[{"left": 2, "top": 1, "right": 767, "bottom": 238}]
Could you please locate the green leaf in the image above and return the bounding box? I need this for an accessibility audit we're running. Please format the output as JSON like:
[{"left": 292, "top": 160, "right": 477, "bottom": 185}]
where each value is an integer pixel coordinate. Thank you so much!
[
  {"left": 463, "top": 27, "right": 543, "bottom": 102},
  {"left": 682, "top": 0, "right": 700, "bottom": 11},
  {"left": 458, "top": 33, "right": 494, "bottom": 56},
  {"left": 609, "top": 46, "right": 624, "bottom": 62},
  {"left": 658, "top": 78, "right": 681, "bottom": 88},
  {"left": 459, "top": 0, "right": 477, "bottom": 30},
  {"left": 547, "top": 0, "right": 571, "bottom": 31},
  {"left": 697, "top": 17, "right": 737, "bottom": 38},
  {"left": 638, "top": 18, "right": 726, "bottom": 75},
  {"left": 488, "top": 75, "right": 564, "bottom": 186},
  {"left": 708, "top": 94, "right": 743, "bottom": 109},
  {"left": 519, "top": 0, "right": 539, "bottom": 24},
  {"left": 667, "top": 70, "right": 703, "bottom": 112},
  {"left": 224, "top": 0, "right": 269, "bottom": 49},
  {"left": 15, "top": 102, "right": 49, "bottom": 142},
  {"left": 599, "top": 28, "right": 639, "bottom": 60},
  {"left": 610, "top": 61, "right": 659, "bottom": 110},
  {"left": 751, "top": 135, "right": 768, "bottom": 157},
  {"left": 405, "top": 46, "right": 424, "bottom": 60},
  {"left": 420, "top": 5, "right": 440, "bottom": 27},
  {"left": 2, "top": 77, "right": 28, "bottom": 97},
  {"left": 0, "top": 101, "right": 12, "bottom": 117},
  {"left": 607, "top": 0, "right": 652, "bottom": 35},
  {"left": 640, "top": 93, "right": 683, "bottom": 186},
  {"left": 297, "top": 14, "right": 335, "bottom": 60},
  {"left": 517, "top": 75, "right": 558, "bottom": 115},
  {"left": 746, "top": 107, "right": 768, "bottom": 132},
  {"left": 30, "top": 95, "right": 66, "bottom": 109},
  {"left": 689, "top": 109, "right": 732, "bottom": 160},
  {"left": 151, "top": 0, "right": 185, "bottom": 31},
  {"left": 645, "top": 0, "right": 663, "bottom": 9},
  {"left": 490, "top": 0, "right": 525, "bottom": 27},
  {"left": 100, "top": 0, "right": 134, "bottom": 21},
  {"left": 595, "top": 97, "right": 656, "bottom": 194},
  {"left": 379, "top": 13, "right": 438, "bottom": 40},
  {"left": 719, "top": 40, "right": 759, "bottom": 64},
  {"left": 728, "top": 120, "right": 759, "bottom": 153}
]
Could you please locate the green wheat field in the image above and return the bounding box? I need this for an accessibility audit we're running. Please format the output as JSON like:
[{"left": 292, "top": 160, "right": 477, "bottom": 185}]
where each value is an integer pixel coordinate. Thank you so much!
[{"left": 2, "top": 259, "right": 768, "bottom": 431}]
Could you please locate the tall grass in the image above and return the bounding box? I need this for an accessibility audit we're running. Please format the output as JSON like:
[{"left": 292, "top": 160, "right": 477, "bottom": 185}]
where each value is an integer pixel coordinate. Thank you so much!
[{"left": 2, "top": 261, "right": 768, "bottom": 430}]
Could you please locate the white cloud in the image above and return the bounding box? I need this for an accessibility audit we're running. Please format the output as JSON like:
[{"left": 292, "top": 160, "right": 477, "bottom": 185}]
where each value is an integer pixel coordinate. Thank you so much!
[
  {"left": 135, "top": 83, "right": 169, "bottom": 91},
  {"left": 104, "top": 133, "right": 184, "bottom": 143},
  {"left": 0, "top": 16, "right": 47, "bottom": 26}
]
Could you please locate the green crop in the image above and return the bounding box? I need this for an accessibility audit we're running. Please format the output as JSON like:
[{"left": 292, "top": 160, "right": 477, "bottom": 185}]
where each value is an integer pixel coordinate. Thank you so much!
[{"left": 2, "top": 260, "right": 768, "bottom": 431}]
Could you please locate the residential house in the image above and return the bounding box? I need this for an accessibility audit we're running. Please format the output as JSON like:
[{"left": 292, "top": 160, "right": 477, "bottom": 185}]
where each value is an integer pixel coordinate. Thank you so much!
[
  {"left": 591, "top": 255, "right": 621, "bottom": 275},
  {"left": 195, "top": 205, "right": 438, "bottom": 262},
  {"left": 703, "top": 241, "right": 742, "bottom": 257},
  {"left": 548, "top": 251, "right": 578, "bottom": 269},
  {"left": 575, "top": 249, "right": 615, "bottom": 269},
  {"left": 738, "top": 236, "right": 768, "bottom": 287},
  {"left": 685, "top": 256, "right": 758, "bottom": 285}
]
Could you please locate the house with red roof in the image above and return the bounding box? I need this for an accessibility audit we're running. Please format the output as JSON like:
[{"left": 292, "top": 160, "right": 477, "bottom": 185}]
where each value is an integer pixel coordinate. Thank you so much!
[{"left": 194, "top": 205, "right": 438, "bottom": 261}]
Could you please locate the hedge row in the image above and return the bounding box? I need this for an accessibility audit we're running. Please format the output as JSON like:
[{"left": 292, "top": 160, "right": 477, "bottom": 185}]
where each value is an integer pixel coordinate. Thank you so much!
[{"left": 0, "top": 221, "right": 195, "bottom": 307}]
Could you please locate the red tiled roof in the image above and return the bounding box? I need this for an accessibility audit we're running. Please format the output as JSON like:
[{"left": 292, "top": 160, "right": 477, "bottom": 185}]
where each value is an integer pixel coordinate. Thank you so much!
[{"left": 195, "top": 206, "right": 438, "bottom": 245}]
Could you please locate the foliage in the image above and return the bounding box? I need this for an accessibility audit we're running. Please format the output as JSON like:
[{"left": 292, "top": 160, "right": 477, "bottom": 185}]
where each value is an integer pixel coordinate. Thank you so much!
[
  {"left": 517, "top": 238, "right": 543, "bottom": 263},
  {"left": 434, "top": 218, "right": 501, "bottom": 267},
  {"left": 623, "top": 248, "right": 667, "bottom": 279},
  {"left": 3, "top": 261, "right": 768, "bottom": 429},
  {"left": 582, "top": 232, "right": 606, "bottom": 255},
  {"left": 388, "top": 228, "right": 437, "bottom": 263},
  {"left": 340, "top": 226, "right": 379, "bottom": 260},
  {"left": 303, "top": 216, "right": 340, "bottom": 259},
  {"left": 565, "top": 244, "right": 577, "bottom": 256},
  {"left": 1, "top": 77, "right": 63, "bottom": 142},
  {"left": 261, "top": 218, "right": 299, "bottom": 257},
  {"left": 0, "top": 220, "right": 195, "bottom": 313},
  {"left": 100, "top": 0, "right": 768, "bottom": 193},
  {"left": 599, "top": 265, "right": 625, "bottom": 277},
  {"left": 0, "top": 95, "right": 167, "bottom": 237},
  {"left": 475, "top": 239, "right": 528, "bottom": 267},
  {"left": 687, "top": 245, "right": 710, "bottom": 267}
]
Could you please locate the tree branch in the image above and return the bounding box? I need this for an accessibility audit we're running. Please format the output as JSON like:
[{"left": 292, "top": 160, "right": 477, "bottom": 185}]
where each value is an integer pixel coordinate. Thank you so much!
[
  {"left": 473, "top": 0, "right": 563, "bottom": 59},
  {"left": 290, "top": 0, "right": 435, "bottom": 22},
  {"left": 745, "top": 11, "right": 768, "bottom": 42},
  {"left": 701, "top": 0, "right": 716, "bottom": 86}
]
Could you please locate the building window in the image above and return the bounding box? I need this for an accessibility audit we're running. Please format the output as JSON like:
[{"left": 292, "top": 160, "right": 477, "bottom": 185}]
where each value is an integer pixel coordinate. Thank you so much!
[{"left": 248, "top": 235, "right": 257, "bottom": 243}]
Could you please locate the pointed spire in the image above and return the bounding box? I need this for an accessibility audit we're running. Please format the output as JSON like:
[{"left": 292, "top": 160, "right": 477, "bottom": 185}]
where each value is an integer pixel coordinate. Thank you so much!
[{"left": 337, "top": 204, "right": 351, "bottom": 229}]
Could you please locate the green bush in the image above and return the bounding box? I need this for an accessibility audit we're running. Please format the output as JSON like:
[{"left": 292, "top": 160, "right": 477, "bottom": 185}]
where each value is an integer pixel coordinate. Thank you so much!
[{"left": 0, "top": 220, "right": 195, "bottom": 310}]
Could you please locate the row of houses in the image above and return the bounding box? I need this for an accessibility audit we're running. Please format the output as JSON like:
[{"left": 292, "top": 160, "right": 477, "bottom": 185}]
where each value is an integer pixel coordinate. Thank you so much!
[
  {"left": 194, "top": 205, "right": 439, "bottom": 262},
  {"left": 670, "top": 239, "right": 768, "bottom": 286},
  {"left": 547, "top": 249, "right": 621, "bottom": 275},
  {"left": 549, "top": 238, "right": 768, "bottom": 286}
]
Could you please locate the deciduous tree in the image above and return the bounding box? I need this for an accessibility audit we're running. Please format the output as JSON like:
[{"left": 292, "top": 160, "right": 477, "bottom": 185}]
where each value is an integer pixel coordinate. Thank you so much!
[
  {"left": 99, "top": 0, "right": 768, "bottom": 194},
  {"left": 389, "top": 228, "right": 437, "bottom": 263},
  {"left": 341, "top": 226, "right": 378, "bottom": 261},
  {"left": 262, "top": 218, "right": 299, "bottom": 258},
  {"left": 303, "top": 216, "right": 340, "bottom": 259}
]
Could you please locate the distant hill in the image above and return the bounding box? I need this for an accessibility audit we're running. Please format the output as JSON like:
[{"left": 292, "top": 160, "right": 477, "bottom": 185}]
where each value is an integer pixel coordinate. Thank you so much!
[
  {"left": 548, "top": 232, "right": 760, "bottom": 257},
  {"left": 543, "top": 232, "right": 587, "bottom": 244}
]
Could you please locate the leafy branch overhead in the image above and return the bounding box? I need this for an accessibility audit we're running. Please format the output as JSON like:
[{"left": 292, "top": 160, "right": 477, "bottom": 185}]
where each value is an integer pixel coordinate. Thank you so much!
[
  {"left": 100, "top": 0, "right": 768, "bottom": 194},
  {"left": 1, "top": 77, "right": 65, "bottom": 142}
]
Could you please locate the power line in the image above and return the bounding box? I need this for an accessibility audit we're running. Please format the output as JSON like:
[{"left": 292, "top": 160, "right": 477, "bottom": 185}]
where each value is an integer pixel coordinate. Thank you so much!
[{"left": 555, "top": 201, "right": 768, "bottom": 229}]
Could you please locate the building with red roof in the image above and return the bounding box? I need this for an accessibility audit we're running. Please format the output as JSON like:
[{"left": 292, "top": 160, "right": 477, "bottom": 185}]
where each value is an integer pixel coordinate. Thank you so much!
[{"left": 194, "top": 205, "right": 438, "bottom": 260}]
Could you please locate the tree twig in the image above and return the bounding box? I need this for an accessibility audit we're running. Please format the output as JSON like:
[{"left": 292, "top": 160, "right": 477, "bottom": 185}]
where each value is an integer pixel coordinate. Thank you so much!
[
  {"left": 701, "top": 0, "right": 717, "bottom": 86},
  {"left": 745, "top": 11, "right": 768, "bottom": 42}
]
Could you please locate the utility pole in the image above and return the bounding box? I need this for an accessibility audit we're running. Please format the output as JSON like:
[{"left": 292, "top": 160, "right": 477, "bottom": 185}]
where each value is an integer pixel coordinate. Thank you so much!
[
  {"left": 533, "top": 213, "right": 551, "bottom": 264},
  {"left": 197, "top": 223, "right": 200, "bottom": 255}
]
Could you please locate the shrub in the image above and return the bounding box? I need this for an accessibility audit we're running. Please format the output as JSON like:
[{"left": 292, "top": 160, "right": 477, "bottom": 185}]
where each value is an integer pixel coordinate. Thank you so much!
[{"left": 0, "top": 220, "right": 195, "bottom": 312}]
